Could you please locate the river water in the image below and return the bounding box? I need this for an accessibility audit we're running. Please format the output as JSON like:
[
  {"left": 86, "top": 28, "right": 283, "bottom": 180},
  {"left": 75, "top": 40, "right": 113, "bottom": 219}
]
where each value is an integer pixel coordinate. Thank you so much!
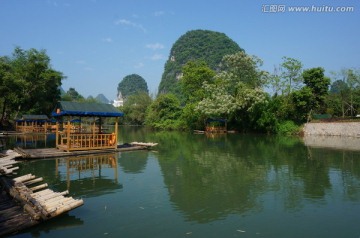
[{"left": 7, "top": 127, "right": 360, "bottom": 237}]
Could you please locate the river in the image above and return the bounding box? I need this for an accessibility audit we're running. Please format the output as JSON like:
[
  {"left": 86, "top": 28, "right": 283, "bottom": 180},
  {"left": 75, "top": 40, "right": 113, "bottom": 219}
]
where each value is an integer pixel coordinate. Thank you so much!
[{"left": 7, "top": 127, "right": 360, "bottom": 237}]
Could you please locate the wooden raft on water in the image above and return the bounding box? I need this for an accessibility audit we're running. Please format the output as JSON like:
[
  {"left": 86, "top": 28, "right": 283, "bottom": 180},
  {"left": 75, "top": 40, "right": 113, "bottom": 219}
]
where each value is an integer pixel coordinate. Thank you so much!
[
  {"left": 13, "top": 141, "right": 158, "bottom": 159},
  {"left": 0, "top": 150, "right": 20, "bottom": 175},
  {"left": 0, "top": 173, "right": 83, "bottom": 236}
]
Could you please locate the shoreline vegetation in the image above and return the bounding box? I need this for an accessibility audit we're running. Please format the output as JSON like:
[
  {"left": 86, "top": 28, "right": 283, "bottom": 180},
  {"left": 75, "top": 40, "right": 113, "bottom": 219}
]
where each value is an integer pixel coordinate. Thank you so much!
[{"left": 1, "top": 30, "right": 360, "bottom": 134}]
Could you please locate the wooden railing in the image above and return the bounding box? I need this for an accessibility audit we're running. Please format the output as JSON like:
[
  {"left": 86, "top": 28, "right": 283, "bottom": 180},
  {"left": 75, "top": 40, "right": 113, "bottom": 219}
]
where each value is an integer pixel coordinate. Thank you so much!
[
  {"left": 205, "top": 126, "right": 227, "bottom": 133},
  {"left": 57, "top": 132, "right": 117, "bottom": 151},
  {"left": 16, "top": 125, "right": 46, "bottom": 133}
]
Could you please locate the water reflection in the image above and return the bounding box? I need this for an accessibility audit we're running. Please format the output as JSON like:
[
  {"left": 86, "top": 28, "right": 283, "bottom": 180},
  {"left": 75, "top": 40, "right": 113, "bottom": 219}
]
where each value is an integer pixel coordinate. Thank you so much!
[
  {"left": 8, "top": 128, "right": 360, "bottom": 237},
  {"left": 19, "top": 214, "right": 84, "bottom": 238},
  {"left": 303, "top": 134, "right": 360, "bottom": 151},
  {"left": 55, "top": 153, "right": 122, "bottom": 197},
  {"left": 118, "top": 151, "right": 148, "bottom": 174},
  {"left": 146, "top": 132, "right": 360, "bottom": 224}
]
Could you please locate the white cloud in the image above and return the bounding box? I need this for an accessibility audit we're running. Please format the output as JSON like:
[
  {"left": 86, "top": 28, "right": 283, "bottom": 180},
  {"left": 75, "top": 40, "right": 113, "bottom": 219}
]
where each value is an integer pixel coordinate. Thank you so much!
[
  {"left": 84, "top": 67, "right": 94, "bottom": 71},
  {"left": 150, "top": 54, "right": 165, "bottom": 61},
  {"left": 134, "top": 62, "right": 144, "bottom": 68},
  {"left": 75, "top": 60, "right": 86, "bottom": 64},
  {"left": 114, "top": 19, "right": 146, "bottom": 33},
  {"left": 154, "top": 11, "right": 165, "bottom": 17},
  {"left": 102, "top": 37, "right": 113, "bottom": 43},
  {"left": 146, "top": 43, "right": 164, "bottom": 50}
]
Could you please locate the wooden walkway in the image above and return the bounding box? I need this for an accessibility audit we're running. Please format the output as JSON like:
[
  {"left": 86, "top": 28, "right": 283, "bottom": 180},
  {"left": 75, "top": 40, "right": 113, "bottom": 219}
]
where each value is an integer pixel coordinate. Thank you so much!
[{"left": 14, "top": 142, "right": 157, "bottom": 159}]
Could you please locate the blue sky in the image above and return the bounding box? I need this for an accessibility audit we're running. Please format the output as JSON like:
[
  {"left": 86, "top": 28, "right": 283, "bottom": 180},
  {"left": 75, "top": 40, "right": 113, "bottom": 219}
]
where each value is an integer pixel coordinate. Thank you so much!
[{"left": 1, "top": 0, "right": 359, "bottom": 100}]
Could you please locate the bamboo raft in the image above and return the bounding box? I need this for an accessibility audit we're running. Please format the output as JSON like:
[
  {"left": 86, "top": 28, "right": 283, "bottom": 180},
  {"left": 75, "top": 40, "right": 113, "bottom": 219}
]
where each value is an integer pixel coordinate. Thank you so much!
[
  {"left": 0, "top": 174, "right": 83, "bottom": 236},
  {"left": 14, "top": 142, "right": 157, "bottom": 159},
  {"left": 0, "top": 150, "right": 20, "bottom": 175}
]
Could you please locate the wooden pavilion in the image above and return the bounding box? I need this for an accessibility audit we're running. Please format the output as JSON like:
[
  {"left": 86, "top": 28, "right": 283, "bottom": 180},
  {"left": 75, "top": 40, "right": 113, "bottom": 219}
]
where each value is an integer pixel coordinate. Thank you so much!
[
  {"left": 205, "top": 118, "right": 227, "bottom": 133},
  {"left": 52, "top": 101, "right": 124, "bottom": 152},
  {"left": 15, "top": 115, "right": 50, "bottom": 133}
]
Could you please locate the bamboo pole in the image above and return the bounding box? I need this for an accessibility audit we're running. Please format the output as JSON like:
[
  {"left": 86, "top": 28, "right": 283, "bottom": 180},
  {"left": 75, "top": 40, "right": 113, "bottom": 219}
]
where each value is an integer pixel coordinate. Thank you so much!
[
  {"left": 23, "top": 204, "right": 41, "bottom": 220},
  {"left": 48, "top": 199, "right": 84, "bottom": 216},
  {"left": 31, "top": 189, "right": 53, "bottom": 197},
  {"left": 23, "top": 177, "right": 43, "bottom": 186},
  {"left": 44, "top": 197, "right": 74, "bottom": 210},
  {"left": 13, "top": 174, "right": 35, "bottom": 183},
  {"left": 30, "top": 183, "right": 48, "bottom": 192},
  {"left": 34, "top": 191, "right": 69, "bottom": 202}
]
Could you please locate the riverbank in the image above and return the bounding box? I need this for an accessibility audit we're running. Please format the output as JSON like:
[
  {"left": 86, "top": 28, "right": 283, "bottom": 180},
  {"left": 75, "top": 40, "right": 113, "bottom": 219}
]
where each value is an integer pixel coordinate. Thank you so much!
[{"left": 303, "top": 122, "right": 360, "bottom": 137}]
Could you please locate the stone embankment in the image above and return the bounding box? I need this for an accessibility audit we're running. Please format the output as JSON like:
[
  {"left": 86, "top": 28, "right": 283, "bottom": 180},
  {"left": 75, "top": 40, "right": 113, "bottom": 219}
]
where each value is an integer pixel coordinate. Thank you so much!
[
  {"left": 303, "top": 122, "right": 360, "bottom": 137},
  {"left": 302, "top": 122, "right": 360, "bottom": 151}
]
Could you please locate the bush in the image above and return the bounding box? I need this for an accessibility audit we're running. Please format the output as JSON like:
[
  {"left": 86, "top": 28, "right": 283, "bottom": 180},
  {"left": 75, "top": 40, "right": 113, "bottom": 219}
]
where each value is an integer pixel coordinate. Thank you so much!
[{"left": 276, "top": 120, "right": 300, "bottom": 135}]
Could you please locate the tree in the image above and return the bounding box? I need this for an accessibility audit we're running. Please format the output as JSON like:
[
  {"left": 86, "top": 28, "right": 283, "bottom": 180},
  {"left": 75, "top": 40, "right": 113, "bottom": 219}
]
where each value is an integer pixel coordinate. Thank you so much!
[
  {"left": 267, "top": 57, "right": 303, "bottom": 96},
  {"left": 123, "top": 92, "right": 152, "bottom": 125},
  {"left": 220, "top": 51, "right": 268, "bottom": 89},
  {"left": 145, "top": 93, "right": 184, "bottom": 130},
  {"left": 302, "top": 67, "right": 330, "bottom": 113},
  {"left": 117, "top": 74, "right": 149, "bottom": 99},
  {"left": 180, "top": 60, "right": 215, "bottom": 103},
  {"left": 281, "top": 57, "right": 303, "bottom": 94},
  {"left": 329, "top": 68, "right": 360, "bottom": 117},
  {"left": 0, "top": 56, "right": 15, "bottom": 125},
  {"left": 195, "top": 81, "right": 237, "bottom": 118},
  {"left": 0, "top": 47, "right": 64, "bottom": 124}
]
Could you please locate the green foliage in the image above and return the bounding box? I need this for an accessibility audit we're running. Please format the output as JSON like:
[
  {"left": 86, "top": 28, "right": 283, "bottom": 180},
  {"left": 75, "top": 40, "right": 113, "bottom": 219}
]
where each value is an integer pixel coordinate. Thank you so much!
[
  {"left": 122, "top": 92, "right": 152, "bottom": 125},
  {"left": 268, "top": 57, "right": 303, "bottom": 95},
  {"left": 291, "top": 87, "right": 315, "bottom": 122},
  {"left": 145, "top": 94, "right": 185, "bottom": 130},
  {"left": 195, "top": 51, "right": 269, "bottom": 132},
  {"left": 196, "top": 81, "right": 237, "bottom": 118},
  {"left": 302, "top": 67, "right": 330, "bottom": 113},
  {"left": 281, "top": 57, "right": 303, "bottom": 94},
  {"left": 276, "top": 120, "right": 301, "bottom": 135},
  {"left": 327, "top": 68, "right": 360, "bottom": 117},
  {"left": 158, "top": 29, "right": 243, "bottom": 96},
  {"left": 118, "top": 74, "right": 149, "bottom": 99},
  {"left": 181, "top": 103, "right": 205, "bottom": 130},
  {"left": 220, "top": 51, "right": 268, "bottom": 88},
  {"left": 0, "top": 47, "right": 64, "bottom": 125},
  {"left": 180, "top": 60, "right": 215, "bottom": 103}
]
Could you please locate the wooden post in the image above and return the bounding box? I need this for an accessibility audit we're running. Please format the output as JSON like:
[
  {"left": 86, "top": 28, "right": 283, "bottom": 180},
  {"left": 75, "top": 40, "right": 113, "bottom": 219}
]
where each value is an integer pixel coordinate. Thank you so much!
[
  {"left": 115, "top": 117, "right": 119, "bottom": 149},
  {"left": 92, "top": 117, "right": 95, "bottom": 148},
  {"left": 66, "top": 120, "right": 71, "bottom": 152},
  {"left": 55, "top": 122, "right": 59, "bottom": 149}
]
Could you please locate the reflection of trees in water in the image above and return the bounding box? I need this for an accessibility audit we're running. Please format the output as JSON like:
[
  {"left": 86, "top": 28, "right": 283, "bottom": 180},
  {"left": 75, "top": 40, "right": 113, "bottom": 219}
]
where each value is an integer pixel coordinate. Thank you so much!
[
  {"left": 22, "top": 214, "right": 84, "bottom": 238},
  {"left": 118, "top": 151, "right": 148, "bottom": 174},
  {"left": 153, "top": 132, "right": 360, "bottom": 222}
]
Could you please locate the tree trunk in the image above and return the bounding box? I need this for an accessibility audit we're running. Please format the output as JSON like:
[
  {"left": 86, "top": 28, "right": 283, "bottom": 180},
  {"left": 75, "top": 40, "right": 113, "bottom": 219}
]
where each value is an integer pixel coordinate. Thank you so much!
[{"left": 0, "top": 99, "right": 7, "bottom": 125}]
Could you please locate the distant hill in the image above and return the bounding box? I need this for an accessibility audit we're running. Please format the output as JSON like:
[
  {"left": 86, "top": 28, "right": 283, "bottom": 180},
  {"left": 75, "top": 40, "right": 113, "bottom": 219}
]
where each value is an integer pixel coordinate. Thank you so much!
[
  {"left": 95, "top": 94, "right": 110, "bottom": 104},
  {"left": 158, "top": 29, "right": 243, "bottom": 96},
  {"left": 117, "top": 74, "right": 149, "bottom": 99}
]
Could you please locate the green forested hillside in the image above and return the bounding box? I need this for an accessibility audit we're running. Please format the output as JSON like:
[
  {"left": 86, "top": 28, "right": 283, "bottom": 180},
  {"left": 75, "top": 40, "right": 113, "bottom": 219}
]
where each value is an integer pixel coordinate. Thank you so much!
[
  {"left": 117, "top": 74, "right": 149, "bottom": 99},
  {"left": 158, "top": 29, "right": 243, "bottom": 96}
]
